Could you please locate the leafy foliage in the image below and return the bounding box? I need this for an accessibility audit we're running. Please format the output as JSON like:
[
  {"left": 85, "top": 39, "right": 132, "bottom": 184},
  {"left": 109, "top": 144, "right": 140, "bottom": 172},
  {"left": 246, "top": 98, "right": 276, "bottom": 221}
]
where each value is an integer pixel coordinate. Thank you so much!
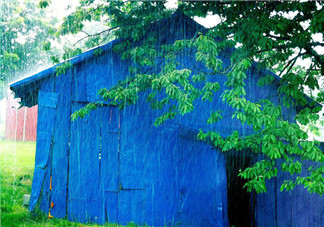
[
  {"left": 0, "top": 0, "right": 59, "bottom": 99},
  {"left": 59, "top": 1, "right": 323, "bottom": 195}
]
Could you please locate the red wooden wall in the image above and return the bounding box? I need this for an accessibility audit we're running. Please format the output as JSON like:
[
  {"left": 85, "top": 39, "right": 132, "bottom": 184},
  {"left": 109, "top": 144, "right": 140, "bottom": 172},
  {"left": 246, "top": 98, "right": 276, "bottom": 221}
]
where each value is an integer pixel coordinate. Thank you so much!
[{"left": 5, "top": 94, "right": 37, "bottom": 141}]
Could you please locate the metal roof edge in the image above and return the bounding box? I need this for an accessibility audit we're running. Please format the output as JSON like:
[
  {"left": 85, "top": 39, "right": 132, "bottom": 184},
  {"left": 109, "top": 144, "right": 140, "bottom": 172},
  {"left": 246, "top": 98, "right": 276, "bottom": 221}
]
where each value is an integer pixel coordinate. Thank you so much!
[{"left": 10, "top": 39, "right": 120, "bottom": 90}]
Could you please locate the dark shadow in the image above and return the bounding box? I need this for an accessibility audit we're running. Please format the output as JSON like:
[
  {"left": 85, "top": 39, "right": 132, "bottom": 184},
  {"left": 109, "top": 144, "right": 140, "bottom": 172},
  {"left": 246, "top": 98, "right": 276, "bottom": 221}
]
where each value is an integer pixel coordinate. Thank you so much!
[{"left": 226, "top": 153, "right": 254, "bottom": 227}]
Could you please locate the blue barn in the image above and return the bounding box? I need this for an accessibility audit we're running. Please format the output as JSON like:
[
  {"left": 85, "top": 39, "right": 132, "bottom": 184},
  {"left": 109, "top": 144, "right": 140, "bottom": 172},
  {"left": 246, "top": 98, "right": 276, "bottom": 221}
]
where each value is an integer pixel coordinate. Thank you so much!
[{"left": 10, "top": 11, "right": 324, "bottom": 227}]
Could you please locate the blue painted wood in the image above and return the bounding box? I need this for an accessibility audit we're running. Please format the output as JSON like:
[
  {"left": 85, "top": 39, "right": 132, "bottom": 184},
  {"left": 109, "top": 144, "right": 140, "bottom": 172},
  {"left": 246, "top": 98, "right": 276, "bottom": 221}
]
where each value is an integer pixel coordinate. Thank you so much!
[
  {"left": 68, "top": 103, "right": 101, "bottom": 223},
  {"left": 29, "top": 90, "right": 58, "bottom": 212},
  {"left": 50, "top": 72, "right": 72, "bottom": 218},
  {"left": 39, "top": 150, "right": 52, "bottom": 213},
  {"left": 29, "top": 168, "right": 46, "bottom": 211},
  {"left": 120, "top": 103, "right": 152, "bottom": 189},
  {"left": 292, "top": 185, "right": 309, "bottom": 227},
  {"left": 255, "top": 160, "right": 324, "bottom": 227},
  {"left": 38, "top": 77, "right": 57, "bottom": 214},
  {"left": 255, "top": 178, "right": 276, "bottom": 226},
  {"left": 100, "top": 107, "right": 119, "bottom": 191},
  {"left": 38, "top": 91, "right": 57, "bottom": 108},
  {"left": 309, "top": 192, "right": 324, "bottom": 227},
  {"left": 104, "top": 192, "right": 119, "bottom": 224},
  {"left": 99, "top": 107, "right": 119, "bottom": 224},
  {"left": 276, "top": 166, "right": 293, "bottom": 227},
  {"left": 146, "top": 124, "right": 181, "bottom": 226},
  {"left": 118, "top": 190, "right": 146, "bottom": 225},
  {"left": 10, "top": 40, "right": 120, "bottom": 92},
  {"left": 178, "top": 136, "right": 228, "bottom": 227},
  {"left": 71, "top": 47, "right": 130, "bottom": 103},
  {"left": 40, "top": 76, "right": 55, "bottom": 92},
  {"left": 71, "top": 65, "right": 88, "bottom": 102},
  {"left": 33, "top": 131, "right": 53, "bottom": 168}
]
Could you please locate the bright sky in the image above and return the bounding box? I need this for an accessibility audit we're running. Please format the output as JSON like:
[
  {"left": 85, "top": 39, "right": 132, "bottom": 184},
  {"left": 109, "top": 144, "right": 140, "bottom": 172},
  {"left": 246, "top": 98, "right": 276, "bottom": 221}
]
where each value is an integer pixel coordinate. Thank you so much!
[
  {"left": 50, "top": 0, "right": 219, "bottom": 26},
  {"left": 49, "top": 0, "right": 79, "bottom": 17}
]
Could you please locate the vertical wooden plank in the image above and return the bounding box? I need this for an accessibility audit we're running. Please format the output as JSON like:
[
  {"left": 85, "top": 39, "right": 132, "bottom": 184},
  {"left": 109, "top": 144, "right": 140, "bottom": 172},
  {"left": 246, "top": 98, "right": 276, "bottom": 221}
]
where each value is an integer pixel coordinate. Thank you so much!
[
  {"left": 119, "top": 104, "right": 150, "bottom": 189},
  {"left": 24, "top": 105, "right": 38, "bottom": 141},
  {"left": 68, "top": 103, "right": 101, "bottom": 223},
  {"left": 85, "top": 62, "right": 98, "bottom": 102},
  {"left": 292, "top": 185, "right": 309, "bottom": 227},
  {"left": 118, "top": 190, "right": 146, "bottom": 225},
  {"left": 305, "top": 161, "right": 324, "bottom": 227},
  {"left": 118, "top": 102, "right": 153, "bottom": 225},
  {"left": 99, "top": 107, "right": 119, "bottom": 224},
  {"left": 178, "top": 135, "right": 228, "bottom": 227},
  {"left": 276, "top": 162, "right": 292, "bottom": 226},
  {"left": 40, "top": 76, "right": 55, "bottom": 92},
  {"left": 291, "top": 162, "right": 312, "bottom": 227},
  {"left": 37, "top": 80, "right": 56, "bottom": 214},
  {"left": 309, "top": 192, "right": 324, "bottom": 227},
  {"left": 255, "top": 178, "right": 276, "bottom": 226},
  {"left": 39, "top": 149, "right": 52, "bottom": 212},
  {"left": 146, "top": 125, "right": 180, "bottom": 226},
  {"left": 71, "top": 65, "right": 87, "bottom": 102},
  {"left": 29, "top": 91, "right": 58, "bottom": 212},
  {"left": 104, "top": 192, "right": 118, "bottom": 223},
  {"left": 85, "top": 52, "right": 129, "bottom": 103},
  {"left": 50, "top": 72, "right": 72, "bottom": 218},
  {"left": 100, "top": 107, "right": 119, "bottom": 191}
]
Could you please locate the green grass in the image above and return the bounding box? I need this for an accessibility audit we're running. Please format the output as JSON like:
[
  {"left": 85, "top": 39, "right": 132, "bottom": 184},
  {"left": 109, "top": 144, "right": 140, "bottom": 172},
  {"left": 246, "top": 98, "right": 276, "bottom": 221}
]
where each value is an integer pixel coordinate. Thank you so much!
[{"left": 0, "top": 140, "right": 136, "bottom": 227}]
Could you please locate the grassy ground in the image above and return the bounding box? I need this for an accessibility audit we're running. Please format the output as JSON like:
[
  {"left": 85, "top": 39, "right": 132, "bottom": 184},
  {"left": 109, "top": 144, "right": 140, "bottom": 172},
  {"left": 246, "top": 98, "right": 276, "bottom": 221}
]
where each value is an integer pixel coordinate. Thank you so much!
[{"left": 0, "top": 140, "right": 136, "bottom": 227}]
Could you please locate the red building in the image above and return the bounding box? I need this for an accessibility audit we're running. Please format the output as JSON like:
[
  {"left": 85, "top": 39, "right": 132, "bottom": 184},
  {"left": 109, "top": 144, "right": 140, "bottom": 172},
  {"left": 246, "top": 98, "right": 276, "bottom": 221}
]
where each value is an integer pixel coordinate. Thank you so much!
[{"left": 5, "top": 92, "right": 37, "bottom": 141}]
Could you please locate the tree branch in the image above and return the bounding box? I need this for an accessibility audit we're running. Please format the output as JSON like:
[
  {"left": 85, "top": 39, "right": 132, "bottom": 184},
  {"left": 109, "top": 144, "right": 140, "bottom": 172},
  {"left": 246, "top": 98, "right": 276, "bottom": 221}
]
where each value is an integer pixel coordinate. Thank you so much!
[
  {"left": 265, "top": 33, "right": 291, "bottom": 41},
  {"left": 279, "top": 50, "right": 303, "bottom": 77},
  {"left": 72, "top": 26, "right": 120, "bottom": 48}
]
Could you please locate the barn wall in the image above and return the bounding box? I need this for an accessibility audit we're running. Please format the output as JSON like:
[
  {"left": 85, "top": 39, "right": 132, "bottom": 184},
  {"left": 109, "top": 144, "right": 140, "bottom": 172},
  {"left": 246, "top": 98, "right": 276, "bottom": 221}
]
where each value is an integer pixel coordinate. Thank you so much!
[
  {"left": 24, "top": 11, "right": 322, "bottom": 227},
  {"left": 64, "top": 24, "right": 302, "bottom": 226},
  {"left": 26, "top": 42, "right": 133, "bottom": 222},
  {"left": 26, "top": 51, "right": 322, "bottom": 227},
  {"left": 255, "top": 160, "right": 324, "bottom": 227},
  {"left": 50, "top": 70, "right": 72, "bottom": 218},
  {"left": 5, "top": 92, "right": 37, "bottom": 141},
  {"left": 29, "top": 82, "right": 58, "bottom": 212},
  {"left": 30, "top": 77, "right": 57, "bottom": 213},
  {"left": 24, "top": 106, "right": 38, "bottom": 141},
  {"left": 71, "top": 44, "right": 130, "bottom": 103},
  {"left": 68, "top": 103, "right": 102, "bottom": 223},
  {"left": 65, "top": 46, "right": 230, "bottom": 225},
  {"left": 65, "top": 98, "right": 229, "bottom": 226}
]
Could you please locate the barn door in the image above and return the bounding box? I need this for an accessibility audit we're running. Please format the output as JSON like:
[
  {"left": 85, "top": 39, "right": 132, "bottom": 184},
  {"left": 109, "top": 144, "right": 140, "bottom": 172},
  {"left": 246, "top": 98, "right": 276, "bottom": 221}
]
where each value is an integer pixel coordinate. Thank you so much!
[
  {"left": 98, "top": 106, "right": 120, "bottom": 223},
  {"left": 118, "top": 106, "right": 149, "bottom": 225},
  {"left": 29, "top": 91, "right": 58, "bottom": 211},
  {"left": 68, "top": 104, "right": 120, "bottom": 224}
]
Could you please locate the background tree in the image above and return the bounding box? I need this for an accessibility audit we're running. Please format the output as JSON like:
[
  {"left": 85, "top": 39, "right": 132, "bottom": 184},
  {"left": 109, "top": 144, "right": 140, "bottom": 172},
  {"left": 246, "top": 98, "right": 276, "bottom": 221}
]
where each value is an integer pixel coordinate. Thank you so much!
[
  {"left": 50, "top": 1, "right": 324, "bottom": 195},
  {"left": 0, "top": 0, "right": 59, "bottom": 99}
]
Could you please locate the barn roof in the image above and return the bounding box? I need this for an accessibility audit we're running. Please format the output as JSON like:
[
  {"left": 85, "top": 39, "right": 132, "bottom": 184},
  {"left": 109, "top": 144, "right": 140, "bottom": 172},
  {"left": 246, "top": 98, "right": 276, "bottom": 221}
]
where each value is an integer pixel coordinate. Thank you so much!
[
  {"left": 10, "top": 10, "right": 205, "bottom": 107},
  {"left": 10, "top": 39, "right": 119, "bottom": 90}
]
